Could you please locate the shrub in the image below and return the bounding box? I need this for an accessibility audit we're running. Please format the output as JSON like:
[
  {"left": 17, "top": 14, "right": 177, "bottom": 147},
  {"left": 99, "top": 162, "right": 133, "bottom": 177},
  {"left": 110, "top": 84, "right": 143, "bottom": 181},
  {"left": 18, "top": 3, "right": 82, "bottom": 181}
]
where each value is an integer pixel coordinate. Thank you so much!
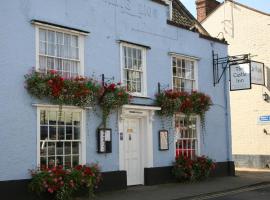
[{"left": 172, "top": 155, "right": 215, "bottom": 182}]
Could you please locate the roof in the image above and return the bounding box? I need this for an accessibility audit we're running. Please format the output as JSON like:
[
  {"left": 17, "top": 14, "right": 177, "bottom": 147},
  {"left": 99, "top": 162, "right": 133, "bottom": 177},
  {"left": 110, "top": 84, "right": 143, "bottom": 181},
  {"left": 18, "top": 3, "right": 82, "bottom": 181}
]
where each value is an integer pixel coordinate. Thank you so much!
[
  {"left": 151, "top": 0, "right": 228, "bottom": 44},
  {"left": 226, "top": 0, "right": 270, "bottom": 16},
  {"left": 171, "top": 0, "right": 209, "bottom": 35},
  {"left": 202, "top": 0, "right": 270, "bottom": 23}
]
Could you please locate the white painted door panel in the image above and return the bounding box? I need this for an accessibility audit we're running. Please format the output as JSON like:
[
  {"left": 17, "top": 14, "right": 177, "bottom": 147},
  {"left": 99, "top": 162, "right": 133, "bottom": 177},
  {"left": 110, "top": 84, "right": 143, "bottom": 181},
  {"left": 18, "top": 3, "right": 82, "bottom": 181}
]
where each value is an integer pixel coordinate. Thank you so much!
[{"left": 124, "top": 118, "right": 142, "bottom": 186}]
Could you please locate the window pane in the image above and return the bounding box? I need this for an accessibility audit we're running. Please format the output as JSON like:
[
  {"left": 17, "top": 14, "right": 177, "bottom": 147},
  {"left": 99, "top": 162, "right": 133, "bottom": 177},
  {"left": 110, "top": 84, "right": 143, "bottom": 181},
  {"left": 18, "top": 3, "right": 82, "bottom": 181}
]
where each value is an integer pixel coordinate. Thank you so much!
[
  {"left": 58, "top": 126, "right": 65, "bottom": 140},
  {"left": 48, "top": 157, "right": 55, "bottom": 167},
  {"left": 40, "top": 142, "right": 47, "bottom": 157},
  {"left": 56, "top": 156, "right": 63, "bottom": 166},
  {"left": 49, "top": 111, "right": 57, "bottom": 125},
  {"left": 74, "top": 127, "right": 80, "bottom": 140},
  {"left": 56, "top": 142, "right": 64, "bottom": 155},
  {"left": 65, "top": 155, "right": 71, "bottom": 168},
  {"left": 39, "top": 29, "right": 47, "bottom": 41},
  {"left": 58, "top": 112, "right": 65, "bottom": 125},
  {"left": 47, "top": 31, "right": 55, "bottom": 56},
  {"left": 72, "top": 142, "right": 79, "bottom": 154},
  {"left": 39, "top": 42, "right": 46, "bottom": 54},
  {"left": 49, "top": 127, "right": 56, "bottom": 140},
  {"left": 40, "top": 157, "right": 47, "bottom": 168},
  {"left": 40, "top": 110, "right": 48, "bottom": 125},
  {"left": 73, "top": 155, "right": 79, "bottom": 167},
  {"left": 65, "top": 142, "right": 71, "bottom": 155},
  {"left": 73, "top": 113, "right": 80, "bottom": 126},
  {"left": 40, "top": 126, "right": 48, "bottom": 140},
  {"left": 66, "top": 126, "right": 72, "bottom": 140},
  {"left": 39, "top": 56, "right": 47, "bottom": 72},
  {"left": 47, "top": 57, "right": 54, "bottom": 70},
  {"left": 65, "top": 112, "right": 72, "bottom": 125},
  {"left": 48, "top": 142, "right": 55, "bottom": 156}
]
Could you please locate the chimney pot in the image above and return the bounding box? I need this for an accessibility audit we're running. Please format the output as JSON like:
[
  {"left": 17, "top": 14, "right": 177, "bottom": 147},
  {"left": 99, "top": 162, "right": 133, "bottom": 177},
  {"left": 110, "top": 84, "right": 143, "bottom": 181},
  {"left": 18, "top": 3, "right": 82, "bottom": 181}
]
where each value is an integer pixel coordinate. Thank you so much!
[{"left": 196, "top": 0, "right": 220, "bottom": 22}]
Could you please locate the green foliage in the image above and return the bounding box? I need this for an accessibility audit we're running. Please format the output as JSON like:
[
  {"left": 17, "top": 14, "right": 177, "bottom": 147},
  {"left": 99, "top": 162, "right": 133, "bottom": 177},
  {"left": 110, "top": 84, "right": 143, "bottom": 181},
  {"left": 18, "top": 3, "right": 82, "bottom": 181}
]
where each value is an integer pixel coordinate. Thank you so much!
[
  {"left": 172, "top": 155, "right": 215, "bottom": 182},
  {"left": 24, "top": 70, "right": 100, "bottom": 108},
  {"left": 29, "top": 164, "right": 102, "bottom": 200},
  {"left": 155, "top": 89, "right": 183, "bottom": 117},
  {"left": 99, "top": 82, "right": 131, "bottom": 127}
]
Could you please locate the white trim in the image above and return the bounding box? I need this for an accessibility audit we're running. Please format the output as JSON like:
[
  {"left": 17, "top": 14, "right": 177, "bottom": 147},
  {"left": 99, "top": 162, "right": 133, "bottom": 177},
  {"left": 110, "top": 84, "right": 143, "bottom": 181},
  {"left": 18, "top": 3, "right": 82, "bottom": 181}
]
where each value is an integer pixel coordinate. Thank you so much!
[
  {"left": 36, "top": 106, "right": 86, "bottom": 167},
  {"left": 32, "top": 103, "right": 92, "bottom": 110},
  {"left": 122, "top": 104, "right": 161, "bottom": 111},
  {"left": 120, "top": 43, "right": 148, "bottom": 97},
  {"left": 32, "top": 21, "right": 89, "bottom": 36},
  {"left": 118, "top": 106, "right": 155, "bottom": 185},
  {"left": 34, "top": 26, "right": 85, "bottom": 76},
  {"left": 171, "top": 54, "right": 199, "bottom": 91},
  {"left": 169, "top": 52, "right": 201, "bottom": 61},
  {"left": 35, "top": 26, "right": 39, "bottom": 72},
  {"left": 196, "top": 115, "right": 201, "bottom": 156},
  {"left": 174, "top": 114, "right": 201, "bottom": 158}
]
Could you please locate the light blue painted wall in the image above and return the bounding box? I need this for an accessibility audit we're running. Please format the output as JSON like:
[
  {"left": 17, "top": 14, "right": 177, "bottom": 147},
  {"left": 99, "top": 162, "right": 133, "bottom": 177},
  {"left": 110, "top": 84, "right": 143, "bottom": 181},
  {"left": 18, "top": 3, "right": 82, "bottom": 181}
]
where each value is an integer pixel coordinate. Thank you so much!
[{"left": 0, "top": 0, "right": 230, "bottom": 181}]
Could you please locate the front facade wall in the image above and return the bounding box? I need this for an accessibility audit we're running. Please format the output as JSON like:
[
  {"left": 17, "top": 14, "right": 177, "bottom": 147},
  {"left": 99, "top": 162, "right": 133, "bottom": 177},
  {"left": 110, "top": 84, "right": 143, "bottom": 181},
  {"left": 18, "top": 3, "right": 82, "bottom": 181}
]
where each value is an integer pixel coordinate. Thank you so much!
[
  {"left": 0, "top": 0, "right": 230, "bottom": 187},
  {"left": 202, "top": 2, "right": 270, "bottom": 168}
]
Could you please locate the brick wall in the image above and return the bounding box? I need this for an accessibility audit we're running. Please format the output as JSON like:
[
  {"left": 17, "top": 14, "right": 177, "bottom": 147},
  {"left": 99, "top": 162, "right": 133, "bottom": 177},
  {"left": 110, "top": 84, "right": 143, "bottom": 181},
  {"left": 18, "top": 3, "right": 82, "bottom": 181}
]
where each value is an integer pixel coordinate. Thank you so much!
[{"left": 196, "top": 0, "right": 220, "bottom": 22}]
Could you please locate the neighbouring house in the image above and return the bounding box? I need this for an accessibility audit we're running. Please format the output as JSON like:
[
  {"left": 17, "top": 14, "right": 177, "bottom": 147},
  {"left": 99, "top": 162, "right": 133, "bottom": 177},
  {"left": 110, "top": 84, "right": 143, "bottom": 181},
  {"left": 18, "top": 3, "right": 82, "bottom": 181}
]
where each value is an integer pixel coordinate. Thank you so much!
[
  {"left": 198, "top": 0, "right": 270, "bottom": 169},
  {"left": 0, "top": 0, "right": 234, "bottom": 199}
]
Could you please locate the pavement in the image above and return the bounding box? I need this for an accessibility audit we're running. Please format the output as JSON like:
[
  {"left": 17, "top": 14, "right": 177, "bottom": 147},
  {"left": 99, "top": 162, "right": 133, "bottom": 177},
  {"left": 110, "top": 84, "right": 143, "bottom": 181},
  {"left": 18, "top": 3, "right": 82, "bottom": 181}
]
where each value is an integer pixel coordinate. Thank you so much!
[{"left": 80, "top": 170, "right": 270, "bottom": 200}]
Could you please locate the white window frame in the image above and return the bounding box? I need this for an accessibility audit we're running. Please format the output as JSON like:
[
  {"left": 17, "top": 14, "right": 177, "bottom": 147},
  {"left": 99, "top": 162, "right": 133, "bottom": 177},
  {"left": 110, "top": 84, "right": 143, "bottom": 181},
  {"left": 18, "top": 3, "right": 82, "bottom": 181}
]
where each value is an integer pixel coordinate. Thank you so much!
[
  {"left": 174, "top": 114, "right": 201, "bottom": 158},
  {"left": 120, "top": 42, "right": 147, "bottom": 97},
  {"left": 171, "top": 55, "right": 198, "bottom": 92},
  {"left": 171, "top": 54, "right": 200, "bottom": 158},
  {"left": 36, "top": 106, "right": 86, "bottom": 168},
  {"left": 34, "top": 24, "right": 85, "bottom": 76}
]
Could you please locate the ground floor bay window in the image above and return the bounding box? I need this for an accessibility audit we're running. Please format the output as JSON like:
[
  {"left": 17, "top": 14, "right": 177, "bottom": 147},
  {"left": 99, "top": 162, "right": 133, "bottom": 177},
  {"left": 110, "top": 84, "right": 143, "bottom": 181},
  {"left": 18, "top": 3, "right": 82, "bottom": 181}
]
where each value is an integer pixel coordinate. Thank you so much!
[
  {"left": 37, "top": 107, "right": 85, "bottom": 169},
  {"left": 175, "top": 115, "right": 198, "bottom": 159}
]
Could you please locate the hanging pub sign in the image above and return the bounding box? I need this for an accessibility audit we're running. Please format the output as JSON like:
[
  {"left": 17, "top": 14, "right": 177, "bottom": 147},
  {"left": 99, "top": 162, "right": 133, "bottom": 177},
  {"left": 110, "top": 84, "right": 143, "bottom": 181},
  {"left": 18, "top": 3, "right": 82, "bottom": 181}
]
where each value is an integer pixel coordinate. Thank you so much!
[
  {"left": 159, "top": 130, "right": 169, "bottom": 151},
  {"left": 251, "top": 61, "right": 265, "bottom": 85},
  {"left": 97, "top": 128, "right": 112, "bottom": 153},
  {"left": 230, "top": 63, "right": 251, "bottom": 91}
]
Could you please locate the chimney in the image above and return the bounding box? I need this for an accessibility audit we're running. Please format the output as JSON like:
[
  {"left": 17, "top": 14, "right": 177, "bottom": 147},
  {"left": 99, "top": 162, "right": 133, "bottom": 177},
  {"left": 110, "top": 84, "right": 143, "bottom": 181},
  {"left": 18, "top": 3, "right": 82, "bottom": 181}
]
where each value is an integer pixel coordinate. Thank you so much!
[{"left": 196, "top": 0, "right": 220, "bottom": 22}]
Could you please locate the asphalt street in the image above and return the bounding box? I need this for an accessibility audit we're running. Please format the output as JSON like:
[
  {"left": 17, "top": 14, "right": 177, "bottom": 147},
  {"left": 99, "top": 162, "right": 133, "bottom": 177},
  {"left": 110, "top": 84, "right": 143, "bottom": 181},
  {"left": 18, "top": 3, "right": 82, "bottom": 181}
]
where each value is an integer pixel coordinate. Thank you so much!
[
  {"left": 188, "top": 184, "right": 270, "bottom": 200},
  {"left": 213, "top": 186, "right": 270, "bottom": 200}
]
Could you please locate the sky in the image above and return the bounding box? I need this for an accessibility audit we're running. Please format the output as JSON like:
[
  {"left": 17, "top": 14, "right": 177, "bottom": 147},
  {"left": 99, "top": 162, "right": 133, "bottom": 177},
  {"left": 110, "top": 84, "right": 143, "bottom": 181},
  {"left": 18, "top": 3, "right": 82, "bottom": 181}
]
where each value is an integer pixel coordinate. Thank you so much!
[{"left": 181, "top": 0, "right": 270, "bottom": 17}]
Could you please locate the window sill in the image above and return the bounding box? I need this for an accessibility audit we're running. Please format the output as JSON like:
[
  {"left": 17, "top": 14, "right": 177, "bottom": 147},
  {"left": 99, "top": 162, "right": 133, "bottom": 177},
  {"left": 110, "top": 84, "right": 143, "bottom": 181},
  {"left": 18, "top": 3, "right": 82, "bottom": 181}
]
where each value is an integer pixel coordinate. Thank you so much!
[{"left": 130, "top": 94, "right": 151, "bottom": 99}]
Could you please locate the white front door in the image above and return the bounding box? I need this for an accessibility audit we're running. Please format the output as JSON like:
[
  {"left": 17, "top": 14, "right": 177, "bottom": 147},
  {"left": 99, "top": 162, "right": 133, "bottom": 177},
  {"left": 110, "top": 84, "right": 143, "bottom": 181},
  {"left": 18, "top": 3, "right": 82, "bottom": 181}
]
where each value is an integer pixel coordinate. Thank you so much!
[{"left": 123, "top": 118, "right": 142, "bottom": 186}]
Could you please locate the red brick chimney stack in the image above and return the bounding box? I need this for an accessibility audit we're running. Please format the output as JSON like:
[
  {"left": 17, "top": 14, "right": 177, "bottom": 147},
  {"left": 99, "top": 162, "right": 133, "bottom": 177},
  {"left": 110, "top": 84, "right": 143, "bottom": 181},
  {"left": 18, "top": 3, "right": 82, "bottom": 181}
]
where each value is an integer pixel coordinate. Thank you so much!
[{"left": 196, "top": 0, "right": 221, "bottom": 22}]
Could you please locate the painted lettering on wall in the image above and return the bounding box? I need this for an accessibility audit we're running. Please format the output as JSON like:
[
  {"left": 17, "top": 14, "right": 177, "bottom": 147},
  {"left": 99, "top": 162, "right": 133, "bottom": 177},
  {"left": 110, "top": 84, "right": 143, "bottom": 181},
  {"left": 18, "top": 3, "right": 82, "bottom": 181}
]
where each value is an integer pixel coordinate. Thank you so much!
[{"left": 103, "top": 0, "right": 158, "bottom": 19}]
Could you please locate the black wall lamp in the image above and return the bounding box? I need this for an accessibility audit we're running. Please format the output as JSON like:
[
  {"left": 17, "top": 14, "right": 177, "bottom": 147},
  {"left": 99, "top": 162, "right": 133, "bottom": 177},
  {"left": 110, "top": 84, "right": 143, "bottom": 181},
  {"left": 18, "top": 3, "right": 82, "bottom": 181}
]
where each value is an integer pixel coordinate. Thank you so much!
[{"left": 263, "top": 92, "right": 269, "bottom": 102}]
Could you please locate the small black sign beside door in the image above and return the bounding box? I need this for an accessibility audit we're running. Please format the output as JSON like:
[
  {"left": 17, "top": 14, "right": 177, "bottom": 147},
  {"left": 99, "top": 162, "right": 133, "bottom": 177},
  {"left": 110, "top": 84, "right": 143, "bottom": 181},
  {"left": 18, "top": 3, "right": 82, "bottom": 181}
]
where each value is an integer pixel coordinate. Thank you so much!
[{"left": 97, "top": 128, "right": 112, "bottom": 153}]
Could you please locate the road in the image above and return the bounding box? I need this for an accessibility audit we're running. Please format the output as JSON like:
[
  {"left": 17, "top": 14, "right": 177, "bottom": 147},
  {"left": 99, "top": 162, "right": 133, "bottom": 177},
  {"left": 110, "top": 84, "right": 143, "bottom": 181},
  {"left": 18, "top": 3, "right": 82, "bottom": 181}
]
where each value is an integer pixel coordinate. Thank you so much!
[
  {"left": 213, "top": 186, "right": 270, "bottom": 200},
  {"left": 188, "top": 184, "right": 270, "bottom": 200}
]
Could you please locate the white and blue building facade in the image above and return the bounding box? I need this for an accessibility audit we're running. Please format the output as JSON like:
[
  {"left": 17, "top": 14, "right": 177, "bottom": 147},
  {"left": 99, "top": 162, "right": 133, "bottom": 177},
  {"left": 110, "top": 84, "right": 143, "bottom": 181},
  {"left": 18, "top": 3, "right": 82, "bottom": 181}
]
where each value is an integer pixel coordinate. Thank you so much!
[{"left": 0, "top": 0, "right": 234, "bottom": 198}]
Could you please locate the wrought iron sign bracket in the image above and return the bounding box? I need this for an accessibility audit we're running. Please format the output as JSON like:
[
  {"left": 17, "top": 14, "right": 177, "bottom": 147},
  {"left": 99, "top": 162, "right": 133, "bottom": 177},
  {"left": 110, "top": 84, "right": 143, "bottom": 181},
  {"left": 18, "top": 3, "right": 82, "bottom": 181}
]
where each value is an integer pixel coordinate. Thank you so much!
[{"left": 213, "top": 51, "right": 251, "bottom": 86}]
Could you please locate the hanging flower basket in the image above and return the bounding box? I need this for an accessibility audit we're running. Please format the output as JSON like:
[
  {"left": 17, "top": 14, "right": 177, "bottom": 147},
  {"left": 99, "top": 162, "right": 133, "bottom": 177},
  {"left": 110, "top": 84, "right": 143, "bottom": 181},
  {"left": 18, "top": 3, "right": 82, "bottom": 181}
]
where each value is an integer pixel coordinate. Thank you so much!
[
  {"left": 155, "top": 89, "right": 182, "bottom": 117},
  {"left": 98, "top": 82, "right": 131, "bottom": 128},
  {"left": 155, "top": 89, "right": 212, "bottom": 129},
  {"left": 29, "top": 164, "right": 102, "bottom": 200},
  {"left": 24, "top": 70, "right": 100, "bottom": 108}
]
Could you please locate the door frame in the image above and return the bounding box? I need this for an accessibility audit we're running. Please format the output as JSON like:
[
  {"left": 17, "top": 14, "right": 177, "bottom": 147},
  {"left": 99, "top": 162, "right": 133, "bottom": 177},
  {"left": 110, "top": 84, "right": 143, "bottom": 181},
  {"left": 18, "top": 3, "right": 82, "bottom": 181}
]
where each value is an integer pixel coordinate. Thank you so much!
[{"left": 118, "top": 105, "right": 160, "bottom": 185}]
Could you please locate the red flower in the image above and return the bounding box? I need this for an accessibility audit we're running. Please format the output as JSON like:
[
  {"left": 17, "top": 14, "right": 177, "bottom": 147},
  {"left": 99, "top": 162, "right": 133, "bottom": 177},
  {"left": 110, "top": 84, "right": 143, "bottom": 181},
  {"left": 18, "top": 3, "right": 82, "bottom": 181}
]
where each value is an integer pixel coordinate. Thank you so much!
[{"left": 49, "top": 70, "right": 57, "bottom": 74}]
